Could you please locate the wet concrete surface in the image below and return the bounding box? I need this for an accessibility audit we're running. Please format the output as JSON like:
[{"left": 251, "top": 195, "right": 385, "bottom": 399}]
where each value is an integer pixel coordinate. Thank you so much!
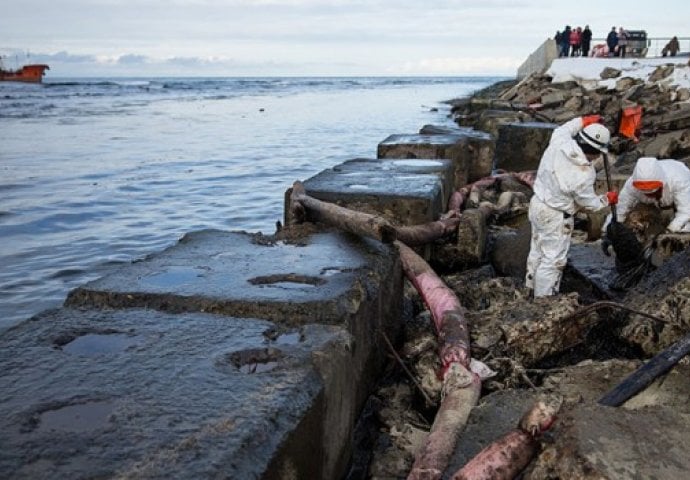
[
  {"left": 66, "top": 229, "right": 399, "bottom": 328},
  {"left": 3, "top": 227, "right": 404, "bottom": 479},
  {"left": 287, "top": 158, "right": 454, "bottom": 227},
  {"left": 494, "top": 122, "right": 557, "bottom": 172},
  {"left": 377, "top": 133, "right": 467, "bottom": 187},
  {"left": 566, "top": 242, "right": 619, "bottom": 299},
  {"left": 0, "top": 308, "right": 345, "bottom": 479}
]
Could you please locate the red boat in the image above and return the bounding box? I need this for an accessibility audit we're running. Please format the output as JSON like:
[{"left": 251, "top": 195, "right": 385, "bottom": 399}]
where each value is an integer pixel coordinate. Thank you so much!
[{"left": 0, "top": 63, "right": 49, "bottom": 83}]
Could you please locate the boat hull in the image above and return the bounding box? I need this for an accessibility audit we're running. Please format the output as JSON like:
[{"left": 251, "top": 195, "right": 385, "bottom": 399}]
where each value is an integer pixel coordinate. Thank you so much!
[{"left": 0, "top": 64, "right": 50, "bottom": 83}]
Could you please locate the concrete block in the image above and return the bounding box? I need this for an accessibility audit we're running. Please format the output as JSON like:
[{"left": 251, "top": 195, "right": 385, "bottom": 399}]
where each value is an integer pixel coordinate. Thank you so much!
[
  {"left": 377, "top": 131, "right": 493, "bottom": 188},
  {"left": 64, "top": 228, "right": 403, "bottom": 479},
  {"left": 494, "top": 122, "right": 558, "bottom": 172},
  {"left": 286, "top": 158, "right": 453, "bottom": 227},
  {"left": 66, "top": 229, "right": 401, "bottom": 331},
  {"left": 528, "top": 404, "right": 690, "bottom": 479},
  {"left": 0, "top": 308, "right": 357, "bottom": 479}
]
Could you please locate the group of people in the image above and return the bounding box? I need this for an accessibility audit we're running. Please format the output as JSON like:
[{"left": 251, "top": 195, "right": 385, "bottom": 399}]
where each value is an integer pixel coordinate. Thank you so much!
[
  {"left": 555, "top": 25, "right": 593, "bottom": 57},
  {"left": 556, "top": 26, "right": 639, "bottom": 58},
  {"left": 526, "top": 117, "right": 690, "bottom": 298},
  {"left": 606, "top": 26, "right": 631, "bottom": 57}
]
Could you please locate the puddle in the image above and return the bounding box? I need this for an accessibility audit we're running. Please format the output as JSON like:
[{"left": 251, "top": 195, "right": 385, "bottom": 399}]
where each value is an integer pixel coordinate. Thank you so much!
[
  {"left": 392, "top": 159, "right": 443, "bottom": 168},
  {"left": 141, "top": 266, "right": 207, "bottom": 288},
  {"left": 218, "top": 347, "right": 284, "bottom": 374},
  {"left": 276, "top": 332, "right": 302, "bottom": 345},
  {"left": 321, "top": 267, "right": 343, "bottom": 276},
  {"left": 38, "top": 400, "right": 115, "bottom": 433},
  {"left": 63, "top": 333, "right": 139, "bottom": 356},
  {"left": 248, "top": 274, "right": 326, "bottom": 288}
]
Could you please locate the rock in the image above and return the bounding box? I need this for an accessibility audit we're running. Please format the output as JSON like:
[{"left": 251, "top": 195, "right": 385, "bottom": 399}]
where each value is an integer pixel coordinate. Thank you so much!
[
  {"left": 676, "top": 88, "right": 690, "bottom": 102},
  {"left": 600, "top": 67, "right": 621, "bottom": 79},
  {"left": 621, "top": 248, "right": 690, "bottom": 355},
  {"left": 526, "top": 404, "right": 690, "bottom": 480},
  {"left": 489, "top": 223, "right": 531, "bottom": 280},
  {"left": 615, "top": 77, "right": 641, "bottom": 92},
  {"left": 641, "top": 130, "right": 690, "bottom": 158},
  {"left": 649, "top": 64, "right": 675, "bottom": 83}
]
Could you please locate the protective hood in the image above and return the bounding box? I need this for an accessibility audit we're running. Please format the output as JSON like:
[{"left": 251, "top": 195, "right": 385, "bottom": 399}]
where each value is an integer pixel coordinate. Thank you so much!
[{"left": 632, "top": 157, "right": 666, "bottom": 187}]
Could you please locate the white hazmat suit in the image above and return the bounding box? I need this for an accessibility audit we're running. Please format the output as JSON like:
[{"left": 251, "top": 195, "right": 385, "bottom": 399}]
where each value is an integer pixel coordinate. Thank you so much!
[
  {"left": 611, "top": 157, "right": 690, "bottom": 233},
  {"left": 526, "top": 117, "right": 612, "bottom": 297}
]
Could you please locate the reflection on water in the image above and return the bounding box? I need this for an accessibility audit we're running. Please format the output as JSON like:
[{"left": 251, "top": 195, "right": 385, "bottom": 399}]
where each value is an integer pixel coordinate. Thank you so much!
[
  {"left": 37, "top": 400, "right": 115, "bottom": 433},
  {"left": 63, "top": 333, "right": 140, "bottom": 356}
]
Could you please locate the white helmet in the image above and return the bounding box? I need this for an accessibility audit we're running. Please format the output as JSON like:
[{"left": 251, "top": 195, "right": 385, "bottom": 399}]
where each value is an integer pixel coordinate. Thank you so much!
[{"left": 577, "top": 123, "right": 610, "bottom": 153}]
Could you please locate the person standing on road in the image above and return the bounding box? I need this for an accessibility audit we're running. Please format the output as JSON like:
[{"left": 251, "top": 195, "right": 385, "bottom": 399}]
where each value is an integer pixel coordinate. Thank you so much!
[
  {"left": 607, "top": 27, "right": 618, "bottom": 56},
  {"left": 617, "top": 27, "right": 629, "bottom": 57},
  {"left": 525, "top": 116, "right": 617, "bottom": 297},
  {"left": 570, "top": 27, "right": 582, "bottom": 56},
  {"left": 581, "top": 25, "right": 593, "bottom": 57},
  {"left": 561, "top": 25, "right": 572, "bottom": 57}
]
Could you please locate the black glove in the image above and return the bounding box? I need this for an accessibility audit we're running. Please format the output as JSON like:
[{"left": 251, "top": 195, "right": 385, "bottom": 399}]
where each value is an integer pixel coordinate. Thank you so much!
[{"left": 601, "top": 236, "right": 612, "bottom": 256}]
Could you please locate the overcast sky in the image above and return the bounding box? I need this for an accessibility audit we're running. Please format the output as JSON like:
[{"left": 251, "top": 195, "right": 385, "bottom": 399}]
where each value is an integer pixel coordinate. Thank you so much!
[{"left": 1, "top": 0, "right": 687, "bottom": 77}]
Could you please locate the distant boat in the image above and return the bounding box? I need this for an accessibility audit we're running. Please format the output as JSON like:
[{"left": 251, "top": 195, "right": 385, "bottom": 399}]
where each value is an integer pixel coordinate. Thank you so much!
[{"left": 0, "top": 62, "right": 49, "bottom": 83}]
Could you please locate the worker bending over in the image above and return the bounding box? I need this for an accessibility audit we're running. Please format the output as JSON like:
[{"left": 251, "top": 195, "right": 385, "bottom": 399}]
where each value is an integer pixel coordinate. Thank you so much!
[
  {"left": 607, "top": 156, "right": 690, "bottom": 233},
  {"left": 526, "top": 115, "right": 618, "bottom": 297}
]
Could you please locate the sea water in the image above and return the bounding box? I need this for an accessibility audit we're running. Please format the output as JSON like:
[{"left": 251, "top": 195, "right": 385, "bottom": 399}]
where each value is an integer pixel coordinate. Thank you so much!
[{"left": 0, "top": 76, "right": 501, "bottom": 331}]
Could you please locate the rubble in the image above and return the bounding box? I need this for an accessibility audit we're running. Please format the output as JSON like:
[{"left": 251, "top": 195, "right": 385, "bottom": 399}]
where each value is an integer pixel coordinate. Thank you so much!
[{"left": 363, "top": 57, "right": 690, "bottom": 479}]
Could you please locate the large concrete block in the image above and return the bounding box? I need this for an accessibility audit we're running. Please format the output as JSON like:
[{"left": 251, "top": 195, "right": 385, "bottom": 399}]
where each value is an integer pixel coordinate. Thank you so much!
[
  {"left": 377, "top": 131, "right": 493, "bottom": 188},
  {"left": 494, "top": 122, "right": 558, "bottom": 172},
  {"left": 285, "top": 158, "right": 453, "bottom": 227},
  {"left": 527, "top": 404, "right": 690, "bottom": 479},
  {"left": 0, "top": 309, "right": 356, "bottom": 479},
  {"left": 66, "top": 229, "right": 400, "bottom": 331},
  {"left": 64, "top": 228, "right": 403, "bottom": 479}
]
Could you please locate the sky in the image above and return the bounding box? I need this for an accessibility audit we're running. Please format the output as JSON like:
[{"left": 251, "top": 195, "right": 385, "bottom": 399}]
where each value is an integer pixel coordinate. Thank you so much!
[{"left": 1, "top": 0, "right": 688, "bottom": 77}]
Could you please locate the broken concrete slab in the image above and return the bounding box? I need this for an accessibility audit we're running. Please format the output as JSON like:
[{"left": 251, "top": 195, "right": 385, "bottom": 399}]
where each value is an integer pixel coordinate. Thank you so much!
[
  {"left": 442, "top": 389, "right": 540, "bottom": 478},
  {"left": 66, "top": 229, "right": 401, "bottom": 331},
  {"left": 284, "top": 158, "right": 454, "bottom": 227},
  {"left": 431, "top": 208, "right": 489, "bottom": 271},
  {"left": 494, "top": 122, "right": 558, "bottom": 172},
  {"left": 526, "top": 403, "right": 690, "bottom": 479},
  {"left": 0, "top": 308, "right": 357, "bottom": 479}
]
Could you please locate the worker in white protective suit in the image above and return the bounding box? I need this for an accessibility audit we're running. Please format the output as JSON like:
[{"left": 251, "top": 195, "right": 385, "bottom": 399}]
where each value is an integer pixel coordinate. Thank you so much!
[
  {"left": 525, "top": 115, "right": 618, "bottom": 297},
  {"left": 605, "top": 156, "right": 690, "bottom": 233}
]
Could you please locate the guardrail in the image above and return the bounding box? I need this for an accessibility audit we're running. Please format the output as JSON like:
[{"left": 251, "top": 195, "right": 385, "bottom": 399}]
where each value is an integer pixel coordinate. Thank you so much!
[{"left": 589, "top": 36, "right": 690, "bottom": 58}]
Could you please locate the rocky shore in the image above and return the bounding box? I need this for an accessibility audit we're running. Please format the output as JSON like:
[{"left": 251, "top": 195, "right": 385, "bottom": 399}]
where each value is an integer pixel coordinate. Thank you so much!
[
  {"left": 362, "top": 57, "right": 690, "bottom": 479},
  {"left": 2, "top": 57, "right": 690, "bottom": 480}
]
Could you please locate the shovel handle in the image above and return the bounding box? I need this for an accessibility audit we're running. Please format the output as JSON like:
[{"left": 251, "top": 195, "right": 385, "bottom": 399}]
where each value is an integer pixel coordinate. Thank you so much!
[{"left": 602, "top": 153, "right": 618, "bottom": 220}]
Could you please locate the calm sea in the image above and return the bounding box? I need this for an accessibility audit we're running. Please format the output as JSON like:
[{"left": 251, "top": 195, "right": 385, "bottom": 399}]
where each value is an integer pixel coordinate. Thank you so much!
[{"left": 0, "top": 76, "right": 500, "bottom": 331}]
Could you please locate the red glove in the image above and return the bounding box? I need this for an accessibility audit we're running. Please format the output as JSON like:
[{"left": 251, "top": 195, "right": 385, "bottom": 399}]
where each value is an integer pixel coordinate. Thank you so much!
[
  {"left": 606, "top": 191, "right": 618, "bottom": 205},
  {"left": 582, "top": 114, "right": 602, "bottom": 127}
]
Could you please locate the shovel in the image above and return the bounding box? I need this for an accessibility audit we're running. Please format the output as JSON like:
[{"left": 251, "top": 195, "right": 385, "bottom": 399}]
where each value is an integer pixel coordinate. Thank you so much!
[{"left": 602, "top": 152, "right": 617, "bottom": 221}]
